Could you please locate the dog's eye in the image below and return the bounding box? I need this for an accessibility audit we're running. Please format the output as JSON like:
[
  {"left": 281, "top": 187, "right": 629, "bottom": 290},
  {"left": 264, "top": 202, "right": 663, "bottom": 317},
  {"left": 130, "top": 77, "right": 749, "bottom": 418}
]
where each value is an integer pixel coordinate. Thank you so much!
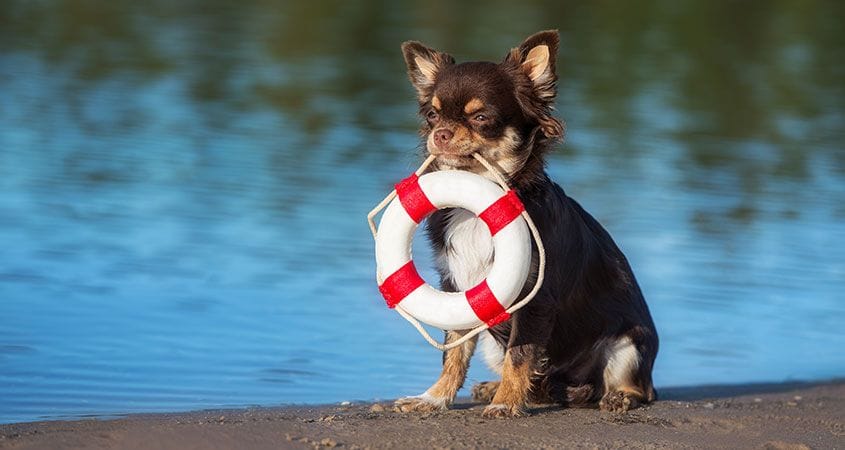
[
  {"left": 426, "top": 110, "right": 439, "bottom": 121},
  {"left": 473, "top": 114, "right": 488, "bottom": 123}
]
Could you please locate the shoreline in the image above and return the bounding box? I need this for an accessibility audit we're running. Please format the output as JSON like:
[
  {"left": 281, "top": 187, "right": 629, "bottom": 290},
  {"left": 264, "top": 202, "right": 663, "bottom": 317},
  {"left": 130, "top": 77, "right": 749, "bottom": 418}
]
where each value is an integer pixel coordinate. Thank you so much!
[{"left": 1, "top": 379, "right": 842, "bottom": 449}]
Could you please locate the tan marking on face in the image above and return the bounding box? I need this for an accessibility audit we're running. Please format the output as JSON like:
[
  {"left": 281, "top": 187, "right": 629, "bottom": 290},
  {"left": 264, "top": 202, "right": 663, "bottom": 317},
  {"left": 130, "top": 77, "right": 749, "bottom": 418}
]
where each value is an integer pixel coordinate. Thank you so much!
[
  {"left": 469, "top": 130, "right": 484, "bottom": 144},
  {"left": 428, "top": 126, "right": 523, "bottom": 175},
  {"left": 431, "top": 96, "right": 441, "bottom": 110},
  {"left": 452, "top": 124, "right": 470, "bottom": 142},
  {"left": 463, "top": 98, "right": 485, "bottom": 115},
  {"left": 476, "top": 127, "right": 524, "bottom": 179}
]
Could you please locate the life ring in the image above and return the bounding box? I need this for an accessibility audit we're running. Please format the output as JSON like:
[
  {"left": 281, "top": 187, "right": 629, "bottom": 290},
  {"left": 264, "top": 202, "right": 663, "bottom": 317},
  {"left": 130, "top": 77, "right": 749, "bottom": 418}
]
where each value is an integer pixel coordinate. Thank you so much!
[{"left": 374, "top": 170, "right": 532, "bottom": 330}]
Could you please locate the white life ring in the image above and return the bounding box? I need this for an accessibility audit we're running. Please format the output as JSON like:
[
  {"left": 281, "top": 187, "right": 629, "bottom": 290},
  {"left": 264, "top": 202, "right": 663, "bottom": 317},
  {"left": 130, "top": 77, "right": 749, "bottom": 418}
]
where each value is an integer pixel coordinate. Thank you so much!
[{"left": 374, "top": 170, "right": 532, "bottom": 330}]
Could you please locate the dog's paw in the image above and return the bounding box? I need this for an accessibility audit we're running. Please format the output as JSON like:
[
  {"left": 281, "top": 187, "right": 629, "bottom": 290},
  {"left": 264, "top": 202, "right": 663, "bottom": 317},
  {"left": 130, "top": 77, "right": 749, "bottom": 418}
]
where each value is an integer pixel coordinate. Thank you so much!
[
  {"left": 599, "top": 390, "right": 641, "bottom": 413},
  {"left": 394, "top": 393, "right": 449, "bottom": 413},
  {"left": 481, "top": 403, "right": 526, "bottom": 419},
  {"left": 471, "top": 381, "right": 500, "bottom": 404}
]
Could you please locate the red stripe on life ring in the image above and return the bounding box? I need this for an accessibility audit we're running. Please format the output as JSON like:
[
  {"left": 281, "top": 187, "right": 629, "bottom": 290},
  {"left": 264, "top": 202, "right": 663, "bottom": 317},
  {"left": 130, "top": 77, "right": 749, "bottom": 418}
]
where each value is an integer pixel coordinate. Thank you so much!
[
  {"left": 395, "top": 174, "right": 437, "bottom": 223},
  {"left": 379, "top": 261, "right": 425, "bottom": 308},
  {"left": 479, "top": 190, "right": 525, "bottom": 236},
  {"left": 466, "top": 280, "right": 511, "bottom": 327}
]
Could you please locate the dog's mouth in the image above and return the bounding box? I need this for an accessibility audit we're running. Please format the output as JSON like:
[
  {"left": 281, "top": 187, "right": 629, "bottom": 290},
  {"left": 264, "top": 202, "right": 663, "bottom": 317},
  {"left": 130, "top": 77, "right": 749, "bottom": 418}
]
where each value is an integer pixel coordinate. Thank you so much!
[
  {"left": 428, "top": 143, "right": 481, "bottom": 168},
  {"left": 430, "top": 152, "right": 477, "bottom": 170}
]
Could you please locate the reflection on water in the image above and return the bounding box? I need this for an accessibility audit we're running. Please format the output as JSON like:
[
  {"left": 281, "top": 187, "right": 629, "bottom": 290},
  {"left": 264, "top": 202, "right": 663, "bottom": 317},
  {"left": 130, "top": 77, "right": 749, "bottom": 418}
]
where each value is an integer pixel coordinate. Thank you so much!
[{"left": 1, "top": 0, "right": 843, "bottom": 424}]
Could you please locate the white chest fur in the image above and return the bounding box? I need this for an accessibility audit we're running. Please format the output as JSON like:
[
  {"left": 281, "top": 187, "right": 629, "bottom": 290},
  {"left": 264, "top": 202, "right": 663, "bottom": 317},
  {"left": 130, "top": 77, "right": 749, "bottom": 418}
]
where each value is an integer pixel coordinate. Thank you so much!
[
  {"left": 434, "top": 208, "right": 494, "bottom": 291},
  {"left": 434, "top": 208, "right": 505, "bottom": 372}
]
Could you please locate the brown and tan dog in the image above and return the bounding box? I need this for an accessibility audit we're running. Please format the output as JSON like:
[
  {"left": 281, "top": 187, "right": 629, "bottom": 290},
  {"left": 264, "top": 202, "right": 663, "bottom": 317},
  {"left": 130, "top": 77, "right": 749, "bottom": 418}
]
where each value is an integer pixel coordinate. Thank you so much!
[{"left": 393, "top": 30, "right": 659, "bottom": 418}]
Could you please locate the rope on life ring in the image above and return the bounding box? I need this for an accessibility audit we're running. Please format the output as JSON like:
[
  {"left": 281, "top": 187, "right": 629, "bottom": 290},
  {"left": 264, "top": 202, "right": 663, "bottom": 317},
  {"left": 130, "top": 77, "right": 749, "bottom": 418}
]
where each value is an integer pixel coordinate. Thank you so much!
[{"left": 367, "top": 153, "right": 546, "bottom": 352}]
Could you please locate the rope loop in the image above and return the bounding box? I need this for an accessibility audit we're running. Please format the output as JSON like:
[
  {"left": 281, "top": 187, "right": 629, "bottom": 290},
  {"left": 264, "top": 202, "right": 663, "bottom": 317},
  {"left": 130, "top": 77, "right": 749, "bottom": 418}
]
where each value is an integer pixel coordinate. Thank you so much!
[{"left": 367, "top": 153, "right": 546, "bottom": 351}]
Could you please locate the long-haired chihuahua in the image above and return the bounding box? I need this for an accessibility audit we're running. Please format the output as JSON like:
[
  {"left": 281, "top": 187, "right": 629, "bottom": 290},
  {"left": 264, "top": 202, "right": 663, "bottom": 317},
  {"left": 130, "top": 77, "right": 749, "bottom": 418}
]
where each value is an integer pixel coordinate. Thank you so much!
[{"left": 393, "top": 30, "right": 658, "bottom": 418}]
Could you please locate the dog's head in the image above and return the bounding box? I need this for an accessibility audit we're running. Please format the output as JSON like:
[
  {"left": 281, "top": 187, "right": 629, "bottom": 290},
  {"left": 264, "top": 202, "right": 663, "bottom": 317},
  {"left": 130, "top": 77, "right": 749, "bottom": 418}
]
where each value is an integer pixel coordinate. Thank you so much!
[{"left": 401, "top": 30, "right": 564, "bottom": 179}]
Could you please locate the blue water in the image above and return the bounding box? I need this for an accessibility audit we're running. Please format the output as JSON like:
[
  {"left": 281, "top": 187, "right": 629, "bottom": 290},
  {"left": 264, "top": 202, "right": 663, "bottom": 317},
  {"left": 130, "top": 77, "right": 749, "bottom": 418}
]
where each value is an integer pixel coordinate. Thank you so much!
[{"left": 1, "top": 1, "right": 844, "bottom": 424}]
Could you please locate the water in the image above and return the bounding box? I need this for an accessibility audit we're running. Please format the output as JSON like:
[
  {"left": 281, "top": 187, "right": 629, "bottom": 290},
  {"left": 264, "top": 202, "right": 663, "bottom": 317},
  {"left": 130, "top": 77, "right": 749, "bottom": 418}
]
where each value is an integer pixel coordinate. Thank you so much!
[{"left": 1, "top": 1, "right": 843, "bottom": 424}]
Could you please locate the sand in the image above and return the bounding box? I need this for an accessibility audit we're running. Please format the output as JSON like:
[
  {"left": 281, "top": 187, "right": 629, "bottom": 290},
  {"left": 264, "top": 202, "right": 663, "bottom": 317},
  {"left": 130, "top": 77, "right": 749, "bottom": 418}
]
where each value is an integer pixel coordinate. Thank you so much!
[{"left": 1, "top": 380, "right": 842, "bottom": 449}]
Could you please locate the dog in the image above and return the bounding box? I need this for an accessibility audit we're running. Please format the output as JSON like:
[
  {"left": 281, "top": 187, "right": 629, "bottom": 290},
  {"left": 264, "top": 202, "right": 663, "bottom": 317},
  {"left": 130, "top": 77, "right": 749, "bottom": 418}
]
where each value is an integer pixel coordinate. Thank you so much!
[{"left": 392, "top": 30, "right": 659, "bottom": 418}]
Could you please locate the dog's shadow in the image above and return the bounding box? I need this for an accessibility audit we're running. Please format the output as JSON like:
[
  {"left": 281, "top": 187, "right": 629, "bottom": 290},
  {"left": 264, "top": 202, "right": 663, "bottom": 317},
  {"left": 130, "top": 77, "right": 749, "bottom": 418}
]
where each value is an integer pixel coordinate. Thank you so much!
[{"left": 453, "top": 378, "right": 843, "bottom": 410}]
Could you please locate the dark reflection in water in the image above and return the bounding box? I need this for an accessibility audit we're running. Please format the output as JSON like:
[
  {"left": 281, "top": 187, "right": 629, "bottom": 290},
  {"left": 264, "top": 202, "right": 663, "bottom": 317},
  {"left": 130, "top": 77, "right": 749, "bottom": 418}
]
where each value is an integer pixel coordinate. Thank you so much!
[{"left": 0, "top": 0, "right": 843, "bottom": 424}]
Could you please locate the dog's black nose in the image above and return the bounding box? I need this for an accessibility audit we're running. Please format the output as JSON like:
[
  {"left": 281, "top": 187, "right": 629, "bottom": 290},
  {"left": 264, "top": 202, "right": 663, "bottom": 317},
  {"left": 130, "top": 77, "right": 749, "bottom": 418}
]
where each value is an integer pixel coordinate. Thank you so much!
[{"left": 433, "top": 129, "right": 454, "bottom": 147}]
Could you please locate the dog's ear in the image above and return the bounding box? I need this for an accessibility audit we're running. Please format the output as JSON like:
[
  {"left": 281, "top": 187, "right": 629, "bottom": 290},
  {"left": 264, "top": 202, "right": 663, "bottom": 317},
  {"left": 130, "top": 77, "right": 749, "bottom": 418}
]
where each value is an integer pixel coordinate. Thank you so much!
[
  {"left": 503, "top": 30, "right": 563, "bottom": 140},
  {"left": 401, "top": 41, "right": 454, "bottom": 101},
  {"left": 505, "top": 30, "right": 559, "bottom": 100}
]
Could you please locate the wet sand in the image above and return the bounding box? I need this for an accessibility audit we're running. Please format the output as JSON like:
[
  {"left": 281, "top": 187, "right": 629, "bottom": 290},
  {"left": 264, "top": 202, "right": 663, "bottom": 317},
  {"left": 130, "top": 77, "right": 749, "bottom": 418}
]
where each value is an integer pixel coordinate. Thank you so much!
[{"left": 1, "top": 380, "right": 842, "bottom": 449}]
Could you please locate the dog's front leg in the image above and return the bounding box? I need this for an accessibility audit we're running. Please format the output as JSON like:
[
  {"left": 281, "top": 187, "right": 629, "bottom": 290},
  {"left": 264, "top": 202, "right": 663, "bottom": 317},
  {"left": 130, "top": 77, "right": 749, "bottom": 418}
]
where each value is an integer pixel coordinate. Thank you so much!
[
  {"left": 395, "top": 329, "right": 477, "bottom": 412},
  {"left": 482, "top": 304, "right": 553, "bottom": 418},
  {"left": 481, "top": 344, "right": 536, "bottom": 418}
]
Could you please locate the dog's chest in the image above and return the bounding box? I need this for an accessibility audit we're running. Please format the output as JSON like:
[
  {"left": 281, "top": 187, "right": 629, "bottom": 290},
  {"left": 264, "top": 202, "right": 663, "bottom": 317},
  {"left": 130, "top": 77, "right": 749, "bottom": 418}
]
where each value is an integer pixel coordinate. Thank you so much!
[{"left": 434, "top": 209, "right": 494, "bottom": 291}]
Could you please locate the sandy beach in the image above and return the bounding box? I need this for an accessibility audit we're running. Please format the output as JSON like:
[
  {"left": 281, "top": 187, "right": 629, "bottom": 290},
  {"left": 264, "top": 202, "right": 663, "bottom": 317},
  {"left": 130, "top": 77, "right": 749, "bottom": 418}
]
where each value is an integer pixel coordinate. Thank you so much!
[{"left": 1, "top": 380, "right": 842, "bottom": 449}]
